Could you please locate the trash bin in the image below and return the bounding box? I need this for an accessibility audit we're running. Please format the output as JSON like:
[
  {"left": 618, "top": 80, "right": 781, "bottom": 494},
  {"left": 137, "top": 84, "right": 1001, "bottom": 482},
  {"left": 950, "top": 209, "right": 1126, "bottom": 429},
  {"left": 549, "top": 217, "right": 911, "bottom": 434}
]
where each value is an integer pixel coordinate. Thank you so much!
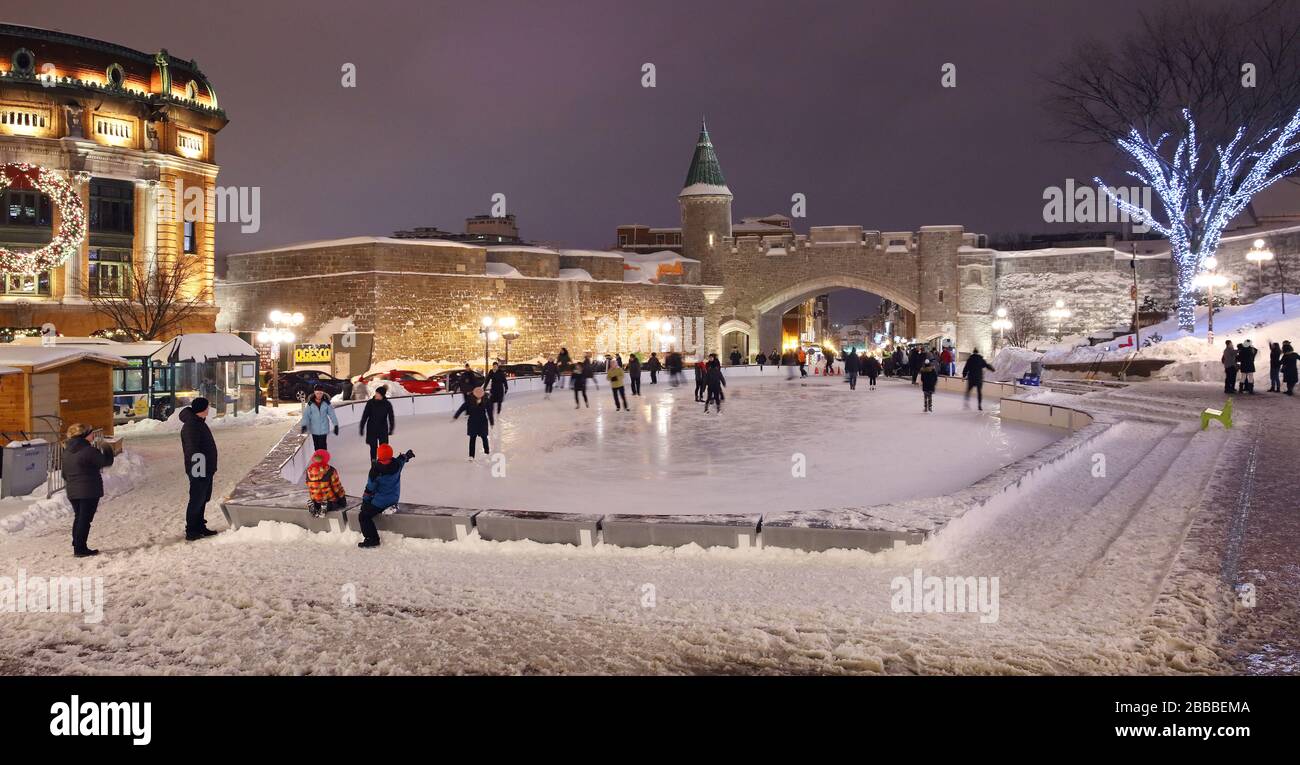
[{"left": 2, "top": 440, "right": 50, "bottom": 498}]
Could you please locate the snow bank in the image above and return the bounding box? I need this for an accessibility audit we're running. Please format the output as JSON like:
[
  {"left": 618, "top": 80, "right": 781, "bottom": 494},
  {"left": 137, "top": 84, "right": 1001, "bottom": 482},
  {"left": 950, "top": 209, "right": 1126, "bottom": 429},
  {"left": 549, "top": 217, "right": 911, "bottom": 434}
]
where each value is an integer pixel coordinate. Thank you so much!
[
  {"left": 989, "top": 347, "right": 1043, "bottom": 382},
  {"left": 116, "top": 405, "right": 301, "bottom": 436},
  {"left": 0, "top": 450, "right": 147, "bottom": 534}
]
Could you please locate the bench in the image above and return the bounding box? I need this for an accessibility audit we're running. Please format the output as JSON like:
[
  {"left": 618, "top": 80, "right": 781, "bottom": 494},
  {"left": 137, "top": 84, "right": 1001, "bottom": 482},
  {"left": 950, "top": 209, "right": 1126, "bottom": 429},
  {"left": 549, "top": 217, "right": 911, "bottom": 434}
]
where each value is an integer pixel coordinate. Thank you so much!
[{"left": 1200, "top": 398, "right": 1233, "bottom": 430}]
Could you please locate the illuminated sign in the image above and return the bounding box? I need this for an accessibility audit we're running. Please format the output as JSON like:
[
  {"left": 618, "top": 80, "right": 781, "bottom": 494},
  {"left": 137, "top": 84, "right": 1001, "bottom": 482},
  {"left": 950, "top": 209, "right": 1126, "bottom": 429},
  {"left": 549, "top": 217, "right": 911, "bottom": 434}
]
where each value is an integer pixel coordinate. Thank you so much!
[{"left": 293, "top": 343, "right": 331, "bottom": 364}]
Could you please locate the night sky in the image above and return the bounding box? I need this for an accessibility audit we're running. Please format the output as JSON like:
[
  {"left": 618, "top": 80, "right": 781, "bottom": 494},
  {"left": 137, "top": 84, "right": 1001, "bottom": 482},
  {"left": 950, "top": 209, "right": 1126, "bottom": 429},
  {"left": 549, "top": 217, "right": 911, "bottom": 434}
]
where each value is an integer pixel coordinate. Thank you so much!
[{"left": 10, "top": 0, "right": 1197, "bottom": 320}]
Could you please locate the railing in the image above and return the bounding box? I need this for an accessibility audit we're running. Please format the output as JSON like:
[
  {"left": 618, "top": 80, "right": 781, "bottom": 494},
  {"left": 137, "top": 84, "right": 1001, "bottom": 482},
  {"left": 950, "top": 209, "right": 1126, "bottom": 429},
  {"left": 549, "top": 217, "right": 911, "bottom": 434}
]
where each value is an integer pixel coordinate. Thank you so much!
[{"left": 34, "top": 414, "right": 65, "bottom": 498}]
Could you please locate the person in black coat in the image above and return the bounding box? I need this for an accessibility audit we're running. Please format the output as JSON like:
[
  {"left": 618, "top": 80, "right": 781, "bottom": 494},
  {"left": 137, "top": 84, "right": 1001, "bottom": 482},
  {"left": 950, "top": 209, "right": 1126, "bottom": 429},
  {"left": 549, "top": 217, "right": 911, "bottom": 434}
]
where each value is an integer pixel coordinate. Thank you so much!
[
  {"left": 341, "top": 377, "right": 354, "bottom": 401},
  {"left": 180, "top": 398, "right": 219, "bottom": 540},
  {"left": 62, "top": 423, "right": 115, "bottom": 557},
  {"left": 863, "top": 354, "right": 881, "bottom": 388},
  {"left": 1281, "top": 341, "right": 1299, "bottom": 395},
  {"left": 542, "top": 357, "right": 558, "bottom": 398},
  {"left": 453, "top": 386, "right": 496, "bottom": 461},
  {"left": 845, "top": 349, "right": 860, "bottom": 390},
  {"left": 961, "top": 350, "right": 995, "bottom": 411},
  {"left": 703, "top": 361, "right": 727, "bottom": 413},
  {"left": 920, "top": 359, "right": 939, "bottom": 412},
  {"left": 358, "top": 385, "right": 396, "bottom": 461},
  {"left": 1237, "top": 339, "right": 1259, "bottom": 394},
  {"left": 1267, "top": 341, "right": 1282, "bottom": 392},
  {"left": 627, "top": 354, "right": 642, "bottom": 396},
  {"left": 729, "top": 349, "right": 742, "bottom": 366},
  {"left": 572, "top": 360, "right": 590, "bottom": 408},
  {"left": 557, "top": 348, "right": 572, "bottom": 389},
  {"left": 693, "top": 361, "right": 707, "bottom": 401},
  {"left": 756, "top": 351, "right": 767, "bottom": 371},
  {"left": 645, "top": 352, "right": 661, "bottom": 384},
  {"left": 487, "top": 362, "right": 509, "bottom": 413},
  {"left": 908, "top": 347, "right": 923, "bottom": 384}
]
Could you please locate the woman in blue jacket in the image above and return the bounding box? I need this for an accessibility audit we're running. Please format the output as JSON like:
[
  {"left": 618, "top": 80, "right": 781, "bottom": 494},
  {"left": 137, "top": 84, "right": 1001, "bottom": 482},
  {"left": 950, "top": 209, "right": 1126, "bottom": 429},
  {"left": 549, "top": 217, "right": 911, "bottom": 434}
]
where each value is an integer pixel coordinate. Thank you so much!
[{"left": 299, "top": 385, "right": 340, "bottom": 450}]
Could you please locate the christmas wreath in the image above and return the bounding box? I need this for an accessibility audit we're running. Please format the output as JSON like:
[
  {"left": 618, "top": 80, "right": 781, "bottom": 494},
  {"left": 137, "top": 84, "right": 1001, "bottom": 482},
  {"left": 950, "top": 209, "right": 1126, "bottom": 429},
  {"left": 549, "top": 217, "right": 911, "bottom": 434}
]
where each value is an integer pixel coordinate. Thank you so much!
[{"left": 0, "top": 163, "right": 86, "bottom": 273}]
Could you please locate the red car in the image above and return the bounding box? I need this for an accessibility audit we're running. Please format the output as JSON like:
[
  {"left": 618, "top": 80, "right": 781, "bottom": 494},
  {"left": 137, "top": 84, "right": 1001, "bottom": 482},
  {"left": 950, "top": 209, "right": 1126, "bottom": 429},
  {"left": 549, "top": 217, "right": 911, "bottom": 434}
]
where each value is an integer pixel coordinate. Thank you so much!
[{"left": 359, "top": 369, "right": 442, "bottom": 395}]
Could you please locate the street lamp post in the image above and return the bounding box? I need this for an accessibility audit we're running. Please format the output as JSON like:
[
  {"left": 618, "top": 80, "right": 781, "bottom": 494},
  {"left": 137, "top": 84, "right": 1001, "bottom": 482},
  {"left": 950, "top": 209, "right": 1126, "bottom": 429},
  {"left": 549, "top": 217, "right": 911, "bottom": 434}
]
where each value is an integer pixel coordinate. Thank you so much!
[
  {"left": 497, "top": 317, "right": 519, "bottom": 363},
  {"left": 991, "top": 306, "right": 1013, "bottom": 349},
  {"left": 256, "top": 309, "right": 303, "bottom": 407},
  {"left": 1048, "top": 299, "right": 1071, "bottom": 340},
  {"left": 1192, "top": 257, "right": 1229, "bottom": 345},
  {"left": 1247, "top": 238, "right": 1274, "bottom": 306}
]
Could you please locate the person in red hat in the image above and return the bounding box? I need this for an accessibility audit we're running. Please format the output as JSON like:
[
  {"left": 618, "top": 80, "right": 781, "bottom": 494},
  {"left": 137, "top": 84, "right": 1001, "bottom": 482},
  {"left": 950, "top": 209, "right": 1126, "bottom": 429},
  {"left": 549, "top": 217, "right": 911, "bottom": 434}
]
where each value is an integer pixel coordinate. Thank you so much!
[
  {"left": 305, "top": 449, "right": 347, "bottom": 517},
  {"left": 357, "top": 443, "right": 413, "bottom": 548}
]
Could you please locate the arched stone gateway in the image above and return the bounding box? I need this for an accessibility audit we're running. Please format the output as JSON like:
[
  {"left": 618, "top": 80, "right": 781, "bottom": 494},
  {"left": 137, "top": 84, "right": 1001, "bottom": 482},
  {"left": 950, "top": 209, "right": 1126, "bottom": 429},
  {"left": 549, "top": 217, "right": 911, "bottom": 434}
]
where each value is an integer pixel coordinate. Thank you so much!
[{"left": 673, "top": 122, "right": 996, "bottom": 357}]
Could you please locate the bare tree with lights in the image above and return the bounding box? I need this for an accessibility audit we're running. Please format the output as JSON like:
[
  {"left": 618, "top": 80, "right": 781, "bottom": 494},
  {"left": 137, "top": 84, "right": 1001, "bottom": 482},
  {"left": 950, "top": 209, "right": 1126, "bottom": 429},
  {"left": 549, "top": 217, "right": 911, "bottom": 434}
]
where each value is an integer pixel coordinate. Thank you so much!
[{"left": 90, "top": 253, "right": 208, "bottom": 341}]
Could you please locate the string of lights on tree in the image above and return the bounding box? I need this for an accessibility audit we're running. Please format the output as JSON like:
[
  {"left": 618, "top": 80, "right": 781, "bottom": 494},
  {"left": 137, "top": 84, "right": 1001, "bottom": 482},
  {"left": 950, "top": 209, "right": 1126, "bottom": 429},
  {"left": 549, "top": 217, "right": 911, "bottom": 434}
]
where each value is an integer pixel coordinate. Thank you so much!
[
  {"left": 1094, "top": 106, "right": 1300, "bottom": 332},
  {"left": 0, "top": 163, "right": 87, "bottom": 274}
]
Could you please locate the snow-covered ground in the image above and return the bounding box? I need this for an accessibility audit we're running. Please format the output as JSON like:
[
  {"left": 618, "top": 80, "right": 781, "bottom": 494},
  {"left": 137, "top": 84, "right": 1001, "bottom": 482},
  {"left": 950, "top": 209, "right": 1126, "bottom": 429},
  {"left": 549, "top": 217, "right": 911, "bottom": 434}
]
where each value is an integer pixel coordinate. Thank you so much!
[
  {"left": 324, "top": 377, "right": 1062, "bottom": 515},
  {"left": 0, "top": 379, "right": 1259, "bottom": 675}
]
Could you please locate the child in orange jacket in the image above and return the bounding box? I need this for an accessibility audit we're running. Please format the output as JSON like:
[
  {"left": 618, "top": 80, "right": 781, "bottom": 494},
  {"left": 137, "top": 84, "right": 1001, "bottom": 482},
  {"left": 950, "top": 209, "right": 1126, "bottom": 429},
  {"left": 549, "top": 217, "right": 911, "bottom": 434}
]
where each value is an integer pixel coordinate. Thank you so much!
[{"left": 305, "top": 449, "right": 347, "bottom": 516}]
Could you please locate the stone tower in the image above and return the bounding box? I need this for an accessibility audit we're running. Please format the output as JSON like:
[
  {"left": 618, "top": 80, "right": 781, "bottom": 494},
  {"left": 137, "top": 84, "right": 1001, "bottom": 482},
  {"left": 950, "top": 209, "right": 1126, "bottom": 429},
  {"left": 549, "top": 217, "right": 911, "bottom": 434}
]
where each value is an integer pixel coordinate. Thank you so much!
[{"left": 678, "top": 119, "right": 733, "bottom": 285}]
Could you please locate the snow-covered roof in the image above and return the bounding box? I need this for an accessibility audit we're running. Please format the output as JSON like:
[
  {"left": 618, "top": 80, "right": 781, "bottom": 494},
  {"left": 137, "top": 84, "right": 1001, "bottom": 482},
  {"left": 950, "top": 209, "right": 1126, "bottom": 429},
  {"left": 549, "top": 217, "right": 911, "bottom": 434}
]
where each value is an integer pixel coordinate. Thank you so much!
[
  {"left": 558, "top": 249, "right": 627, "bottom": 259},
  {"left": 485, "top": 262, "right": 523, "bottom": 278},
  {"left": 679, "top": 182, "right": 733, "bottom": 198},
  {"left": 228, "top": 236, "right": 483, "bottom": 257},
  {"left": 621, "top": 250, "right": 698, "bottom": 265},
  {"left": 151, "top": 333, "right": 258, "bottom": 364},
  {"left": 485, "top": 245, "right": 558, "bottom": 255},
  {"left": 11, "top": 335, "right": 118, "bottom": 346},
  {"left": 0, "top": 366, "right": 21, "bottom": 376},
  {"left": 0, "top": 346, "right": 128, "bottom": 371},
  {"left": 557, "top": 268, "right": 594, "bottom": 281}
]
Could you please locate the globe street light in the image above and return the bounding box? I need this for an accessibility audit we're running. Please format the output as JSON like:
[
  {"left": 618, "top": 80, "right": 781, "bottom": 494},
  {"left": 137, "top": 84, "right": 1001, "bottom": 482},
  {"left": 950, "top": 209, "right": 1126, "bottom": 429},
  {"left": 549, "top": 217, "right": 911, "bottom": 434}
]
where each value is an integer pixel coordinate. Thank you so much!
[
  {"left": 1192, "top": 257, "right": 1229, "bottom": 344},
  {"left": 1247, "top": 238, "right": 1275, "bottom": 307},
  {"left": 991, "top": 306, "right": 1013, "bottom": 348},
  {"left": 498, "top": 316, "right": 520, "bottom": 363},
  {"left": 478, "top": 316, "right": 511, "bottom": 375},
  {"left": 258, "top": 309, "right": 303, "bottom": 406},
  {"left": 1048, "top": 299, "right": 1071, "bottom": 340},
  {"left": 655, "top": 319, "right": 675, "bottom": 353}
]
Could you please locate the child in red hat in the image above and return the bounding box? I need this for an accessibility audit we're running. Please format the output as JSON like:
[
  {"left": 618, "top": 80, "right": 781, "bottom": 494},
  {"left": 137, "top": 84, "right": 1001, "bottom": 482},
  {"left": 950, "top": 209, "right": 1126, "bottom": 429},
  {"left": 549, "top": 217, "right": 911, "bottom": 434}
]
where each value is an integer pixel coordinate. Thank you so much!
[{"left": 305, "top": 449, "right": 347, "bottom": 517}]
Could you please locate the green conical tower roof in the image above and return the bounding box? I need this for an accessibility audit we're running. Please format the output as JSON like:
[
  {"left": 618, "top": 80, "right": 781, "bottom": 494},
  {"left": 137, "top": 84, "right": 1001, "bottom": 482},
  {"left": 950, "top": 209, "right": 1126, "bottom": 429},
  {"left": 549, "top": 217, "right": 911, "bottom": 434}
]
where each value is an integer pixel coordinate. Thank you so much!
[{"left": 680, "top": 119, "right": 731, "bottom": 197}]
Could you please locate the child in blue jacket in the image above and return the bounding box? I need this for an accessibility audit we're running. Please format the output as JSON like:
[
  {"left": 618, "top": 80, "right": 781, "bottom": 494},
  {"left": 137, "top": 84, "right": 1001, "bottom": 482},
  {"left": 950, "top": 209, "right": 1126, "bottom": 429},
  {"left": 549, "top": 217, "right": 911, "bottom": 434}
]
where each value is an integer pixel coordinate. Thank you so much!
[{"left": 357, "top": 443, "right": 413, "bottom": 548}]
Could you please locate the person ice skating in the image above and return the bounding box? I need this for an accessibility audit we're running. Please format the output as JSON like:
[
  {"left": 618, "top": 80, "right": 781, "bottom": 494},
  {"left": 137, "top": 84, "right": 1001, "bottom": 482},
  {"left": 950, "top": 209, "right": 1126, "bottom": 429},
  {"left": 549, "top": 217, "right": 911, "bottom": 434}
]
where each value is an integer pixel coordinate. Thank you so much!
[
  {"left": 608, "top": 360, "right": 628, "bottom": 411},
  {"left": 305, "top": 449, "right": 347, "bottom": 517},
  {"left": 458, "top": 363, "right": 482, "bottom": 400},
  {"left": 797, "top": 347, "right": 807, "bottom": 377},
  {"left": 703, "top": 357, "right": 727, "bottom": 413},
  {"left": 543, "top": 356, "right": 558, "bottom": 398},
  {"left": 179, "top": 397, "right": 219, "bottom": 541},
  {"left": 961, "top": 349, "right": 994, "bottom": 411},
  {"left": 299, "top": 385, "right": 339, "bottom": 451},
  {"left": 756, "top": 351, "right": 766, "bottom": 372},
  {"left": 646, "top": 352, "right": 661, "bottom": 384},
  {"left": 909, "top": 346, "right": 924, "bottom": 384},
  {"left": 453, "top": 386, "right": 495, "bottom": 461},
  {"left": 823, "top": 347, "right": 836, "bottom": 377},
  {"left": 693, "top": 359, "right": 707, "bottom": 401},
  {"left": 1237, "top": 339, "right": 1258, "bottom": 394},
  {"left": 863, "top": 353, "right": 881, "bottom": 388},
  {"left": 357, "top": 444, "right": 413, "bottom": 548},
  {"left": 1268, "top": 342, "right": 1282, "bottom": 392},
  {"left": 1280, "top": 341, "right": 1298, "bottom": 395},
  {"left": 940, "top": 346, "right": 955, "bottom": 376},
  {"left": 487, "top": 361, "right": 509, "bottom": 413},
  {"left": 62, "top": 423, "right": 115, "bottom": 557},
  {"left": 920, "top": 358, "right": 938, "bottom": 412},
  {"left": 572, "top": 360, "right": 590, "bottom": 408},
  {"left": 667, "top": 349, "right": 684, "bottom": 386},
  {"left": 1221, "top": 340, "right": 1239, "bottom": 395},
  {"left": 341, "top": 376, "right": 354, "bottom": 402},
  {"left": 845, "top": 348, "right": 860, "bottom": 390},
  {"left": 628, "top": 353, "right": 642, "bottom": 396},
  {"left": 358, "top": 385, "right": 396, "bottom": 461},
  {"left": 730, "top": 349, "right": 742, "bottom": 366},
  {"left": 557, "top": 347, "right": 572, "bottom": 389}
]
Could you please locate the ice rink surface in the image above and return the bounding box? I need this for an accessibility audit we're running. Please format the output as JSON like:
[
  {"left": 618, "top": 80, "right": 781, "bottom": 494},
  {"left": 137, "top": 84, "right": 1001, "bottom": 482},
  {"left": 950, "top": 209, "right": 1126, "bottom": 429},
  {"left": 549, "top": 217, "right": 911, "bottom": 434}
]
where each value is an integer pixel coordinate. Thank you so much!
[{"left": 328, "top": 375, "right": 1063, "bottom": 514}]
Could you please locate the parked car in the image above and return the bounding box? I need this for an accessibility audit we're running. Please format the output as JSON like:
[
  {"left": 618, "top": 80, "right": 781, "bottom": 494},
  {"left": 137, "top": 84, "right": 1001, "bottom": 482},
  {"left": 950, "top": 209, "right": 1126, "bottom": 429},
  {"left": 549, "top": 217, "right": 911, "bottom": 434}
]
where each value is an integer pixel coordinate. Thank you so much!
[
  {"left": 499, "top": 362, "right": 542, "bottom": 378},
  {"left": 432, "top": 368, "right": 485, "bottom": 393},
  {"left": 277, "top": 369, "right": 349, "bottom": 401},
  {"left": 359, "top": 369, "right": 442, "bottom": 395}
]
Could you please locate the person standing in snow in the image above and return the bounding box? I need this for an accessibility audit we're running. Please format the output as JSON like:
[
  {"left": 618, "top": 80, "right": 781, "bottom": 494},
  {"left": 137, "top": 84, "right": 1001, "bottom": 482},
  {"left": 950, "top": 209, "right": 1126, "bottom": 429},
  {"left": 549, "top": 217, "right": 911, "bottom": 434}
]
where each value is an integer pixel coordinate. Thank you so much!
[
  {"left": 1237, "top": 339, "right": 1258, "bottom": 394},
  {"left": 358, "top": 385, "right": 396, "bottom": 461},
  {"left": 920, "top": 358, "right": 939, "bottom": 412},
  {"left": 667, "top": 349, "right": 684, "bottom": 386},
  {"left": 607, "top": 360, "right": 628, "bottom": 411},
  {"left": 863, "top": 353, "right": 881, "bottom": 388},
  {"left": 299, "top": 385, "right": 339, "bottom": 451},
  {"left": 487, "top": 361, "right": 510, "bottom": 414},
  {"left": 645, "top": 352, "right": 661, "bottom": 384},
  {"left": 542, "top": 356, "right": 558, "bottom": 398},
  {"left": 341, "top": 376, "right": 354, "bottom": 402},
  {"left": 62, "top": 423, "right": 115, "bottom": 557},
  {"left": 357, "top": 444, "right": 413, "bottom": 548},
  {"left": 305, "top": 449, "right": 347, "bottom": 517},
  {"left": 572, "top": 360, "right": 590, "bottom": 408},
  {"left": 961, "top": 349, "right": 995, "bottom": 411},
  {"left": 1280, "top": 341, "right": 1298, "bottom": 395},
  {"left": 703, "top": 357, "right": 727, "bottom": 413},
  {"left": 940, "top": 346, "right": 954, "bottom": 376},
  {"left": 845, "top": 348, "right": 860, "bottom": 390},
  {"left": 627, "top": 353, "right": 642, "bottom": 396},
  {"left": 796, "top": 347, "right": 808, "bottom": 377},
  {"left": 1268, "top": 341, "right": 1282, "bottom": 393},
  {"left": 179, "top": 397, "right": 219, "bottom": 541},
  {"left": 453, "top": 386, "right": 495, "bottom": 461},
  {"left": 1221, "top": 340, "right": 1238, "bottom": 395}
]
